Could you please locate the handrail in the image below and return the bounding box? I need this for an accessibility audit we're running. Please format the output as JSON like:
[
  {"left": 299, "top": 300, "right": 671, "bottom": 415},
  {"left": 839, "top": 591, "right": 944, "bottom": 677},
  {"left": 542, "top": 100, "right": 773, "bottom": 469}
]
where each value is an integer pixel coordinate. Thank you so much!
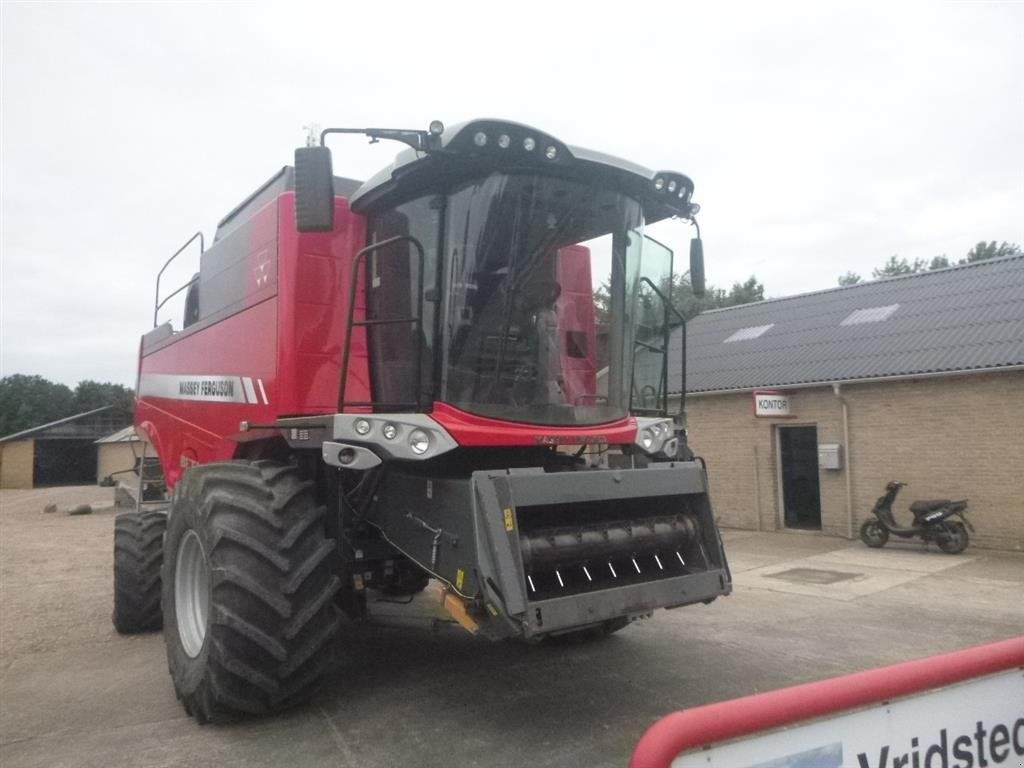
[
  {"left": 338, "top": 235, "right": 426, "bottom": 411},
  {"left": 153, "top": 232, "right": 204, "bottom": 327}
]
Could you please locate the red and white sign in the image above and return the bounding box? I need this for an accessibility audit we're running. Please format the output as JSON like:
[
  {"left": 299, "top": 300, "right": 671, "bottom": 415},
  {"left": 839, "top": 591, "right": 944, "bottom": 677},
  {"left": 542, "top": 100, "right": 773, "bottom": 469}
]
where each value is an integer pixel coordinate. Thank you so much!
[
  {"left": 631, "top": 636, "right": 1024, "bottom": 768},
  {"left": 753, "top": 390, "right": 791, "bottom": 418}
]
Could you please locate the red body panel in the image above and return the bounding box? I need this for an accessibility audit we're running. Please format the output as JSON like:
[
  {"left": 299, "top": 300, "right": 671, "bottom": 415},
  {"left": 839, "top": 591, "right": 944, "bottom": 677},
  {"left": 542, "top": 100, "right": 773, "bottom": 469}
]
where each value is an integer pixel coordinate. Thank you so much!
[
  {"left": 430, "top": 402, "right": 636, "bottom": 447},
  {"left": 137, "top": 192, "right": 631, "bottom": 486},
  {"left": 136, "top": 194, "right": 368, "bottom": 486},
  {"left": 555, "top": 245, "right": 598, "bottom": 404}
]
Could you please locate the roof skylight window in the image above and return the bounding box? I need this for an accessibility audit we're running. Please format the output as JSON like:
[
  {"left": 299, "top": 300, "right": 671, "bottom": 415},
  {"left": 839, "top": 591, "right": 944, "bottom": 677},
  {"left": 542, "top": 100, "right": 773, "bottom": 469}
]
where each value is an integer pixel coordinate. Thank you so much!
[
  {"left": 841, "top": 304, "right": 900, "bottom": 326},
  {"left": 723, "top": 324, "right": 774, "bottom": 343}
]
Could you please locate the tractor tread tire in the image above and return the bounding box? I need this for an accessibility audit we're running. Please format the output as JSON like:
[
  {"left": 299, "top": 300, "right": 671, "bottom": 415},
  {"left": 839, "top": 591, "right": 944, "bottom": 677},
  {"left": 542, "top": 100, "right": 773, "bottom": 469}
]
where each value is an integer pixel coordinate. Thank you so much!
[
  {"left": 113, "top": 509, "right": 167, "bottom": 633},
  {"left": 163, "top": 461, "right": 341, "bottom": 724}
]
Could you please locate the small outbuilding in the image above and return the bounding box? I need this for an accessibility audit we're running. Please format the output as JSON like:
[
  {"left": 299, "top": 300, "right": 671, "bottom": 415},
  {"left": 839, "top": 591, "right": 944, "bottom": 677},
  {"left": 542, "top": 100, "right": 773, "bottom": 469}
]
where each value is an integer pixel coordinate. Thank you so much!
[
  {"left": 95, "top": 426, "right": 145, "bottom": 485},
  {"left": 675, "top": 254, "right": 1023, "bottom": 551},
  {"left": 0, "top": 406, "right": 132, "bottom": 489}
]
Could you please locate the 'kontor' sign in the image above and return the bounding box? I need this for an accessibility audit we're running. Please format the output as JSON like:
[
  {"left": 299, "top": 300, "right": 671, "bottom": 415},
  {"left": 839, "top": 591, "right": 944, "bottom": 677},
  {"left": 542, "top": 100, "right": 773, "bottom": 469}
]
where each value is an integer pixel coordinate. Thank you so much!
[{"left": 753, "top": 390, "right": 791, "bottom": 418}]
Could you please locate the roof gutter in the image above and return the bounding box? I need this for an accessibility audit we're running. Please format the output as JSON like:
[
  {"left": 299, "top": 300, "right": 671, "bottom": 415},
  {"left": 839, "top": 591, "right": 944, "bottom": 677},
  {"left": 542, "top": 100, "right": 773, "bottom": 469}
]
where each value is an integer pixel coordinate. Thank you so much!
[{"left": 677, "top": 364, "right": 1024, "bottom": 398}]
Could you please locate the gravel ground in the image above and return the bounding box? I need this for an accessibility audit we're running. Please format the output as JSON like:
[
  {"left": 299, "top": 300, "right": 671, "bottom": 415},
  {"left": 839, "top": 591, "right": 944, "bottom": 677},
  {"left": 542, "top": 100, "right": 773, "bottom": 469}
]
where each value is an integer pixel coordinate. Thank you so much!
[{"left": 1, "top": 484, "right": 1021, "bottom": 768}]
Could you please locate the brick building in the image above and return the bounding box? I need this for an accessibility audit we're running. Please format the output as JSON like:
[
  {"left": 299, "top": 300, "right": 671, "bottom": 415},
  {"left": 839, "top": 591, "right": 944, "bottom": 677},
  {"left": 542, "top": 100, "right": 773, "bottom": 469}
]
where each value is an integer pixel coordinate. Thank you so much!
[{"left": 674, "top": 255, "right": 1023, "bottom": 551}]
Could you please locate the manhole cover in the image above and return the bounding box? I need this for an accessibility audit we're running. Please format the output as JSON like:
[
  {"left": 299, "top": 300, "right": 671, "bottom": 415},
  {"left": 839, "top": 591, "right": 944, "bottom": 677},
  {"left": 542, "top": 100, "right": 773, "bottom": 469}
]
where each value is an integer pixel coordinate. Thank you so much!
[{"left": 765, "top": 568, "right": 860, "bottom": 585}]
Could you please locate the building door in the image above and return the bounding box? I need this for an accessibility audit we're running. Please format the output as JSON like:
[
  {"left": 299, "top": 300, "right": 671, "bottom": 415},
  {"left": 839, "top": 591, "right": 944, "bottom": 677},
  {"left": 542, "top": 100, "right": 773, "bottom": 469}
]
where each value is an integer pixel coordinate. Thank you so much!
[
  {"left": 779, "top": 426, "right": 821, "bottom": 530},
  {"left": 33, "top": 439, "right": 97, "bottom": 486}
]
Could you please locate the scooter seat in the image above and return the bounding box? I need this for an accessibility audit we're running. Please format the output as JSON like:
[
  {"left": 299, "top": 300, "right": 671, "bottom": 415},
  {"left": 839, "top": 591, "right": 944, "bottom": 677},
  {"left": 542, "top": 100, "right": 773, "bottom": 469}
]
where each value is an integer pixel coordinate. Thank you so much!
[{"left": 909, "top": 499, "right": 950, "bottom": 513}]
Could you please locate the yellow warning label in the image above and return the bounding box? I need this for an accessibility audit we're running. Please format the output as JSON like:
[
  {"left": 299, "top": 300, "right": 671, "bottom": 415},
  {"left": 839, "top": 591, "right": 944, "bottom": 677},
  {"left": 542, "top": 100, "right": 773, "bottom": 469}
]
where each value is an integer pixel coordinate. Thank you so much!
[
  {"left": 503, "top": 508, "right": 515, "bottom": 532},
  {"left": 455, "top": 569, "right": 465, "bottom": 590}
]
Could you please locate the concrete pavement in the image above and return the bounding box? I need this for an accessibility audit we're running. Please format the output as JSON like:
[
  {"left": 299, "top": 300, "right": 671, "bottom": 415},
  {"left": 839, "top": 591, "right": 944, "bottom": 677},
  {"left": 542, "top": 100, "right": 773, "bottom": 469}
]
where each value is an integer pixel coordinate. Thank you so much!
[{"left": 1, "top": 486, "right": 1021, "bottom": 767}]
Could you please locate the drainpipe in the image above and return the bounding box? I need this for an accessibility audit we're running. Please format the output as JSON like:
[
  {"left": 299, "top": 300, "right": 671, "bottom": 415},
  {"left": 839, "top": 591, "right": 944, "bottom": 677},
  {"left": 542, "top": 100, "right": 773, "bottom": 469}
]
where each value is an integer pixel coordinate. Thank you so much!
[{"left": 832, "top": 382, "right": 853, "bottom": 539}]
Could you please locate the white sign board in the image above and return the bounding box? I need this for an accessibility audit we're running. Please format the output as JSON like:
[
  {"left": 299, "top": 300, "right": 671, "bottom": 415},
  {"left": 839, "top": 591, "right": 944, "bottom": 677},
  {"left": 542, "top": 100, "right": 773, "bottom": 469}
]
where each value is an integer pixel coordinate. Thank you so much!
[
  {"left": 754, "top": 390, "right": 791, "bottom": 418},
  {"left": 671, "top": 668, "right": 1024, "bottom": 768}
]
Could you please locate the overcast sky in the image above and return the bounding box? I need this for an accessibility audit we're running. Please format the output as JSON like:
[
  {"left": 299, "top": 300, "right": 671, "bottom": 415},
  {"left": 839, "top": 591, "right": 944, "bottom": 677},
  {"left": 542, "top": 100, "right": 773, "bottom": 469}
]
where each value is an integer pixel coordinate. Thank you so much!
[{"left": 2, "top": 1, "right": 1022, "bottom": 387}]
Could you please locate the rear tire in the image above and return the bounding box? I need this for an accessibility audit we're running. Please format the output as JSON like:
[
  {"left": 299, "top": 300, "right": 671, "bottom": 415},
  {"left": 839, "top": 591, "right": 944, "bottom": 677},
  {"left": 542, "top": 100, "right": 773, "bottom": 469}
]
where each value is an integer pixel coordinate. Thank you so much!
[
  {"left": 859, "top": 520, "right": 889, "bottom": 548},
  {"left": 113, "top": 510, "right": 167, "bottom": 633},
  {"left": 162, "top": 461, "right": 341, "bottom": 723},
  {"left": 937, "top": 521, "right": 969, "bottom": 554}
]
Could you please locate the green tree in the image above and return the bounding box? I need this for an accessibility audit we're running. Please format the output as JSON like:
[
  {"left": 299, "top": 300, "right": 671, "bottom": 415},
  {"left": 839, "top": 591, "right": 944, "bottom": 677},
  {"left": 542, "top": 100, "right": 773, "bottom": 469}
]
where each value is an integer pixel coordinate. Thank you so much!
[
  {"left": 838, "top": 271, "right": 862, "bottom": 287},
  {"left": 928, "top": 255, "right": 951, "bottom": 270},
  {"left": 965, "top": 241, "right": 1021, "bottom": 263},
  {"left": 0, "top": 375, "right": 75, "bottom": 436},
  {"left": 73, "top": 380, "right": 134, "bottom": 421},
  {"left": 872, "top": 255, "right": 927, "bottom": 279},
  {"left": 722, "top": 276, "right": 765, "bottom": 307},
  {"left": 0, "top": 375, "right": 135, "bottom": 437}
]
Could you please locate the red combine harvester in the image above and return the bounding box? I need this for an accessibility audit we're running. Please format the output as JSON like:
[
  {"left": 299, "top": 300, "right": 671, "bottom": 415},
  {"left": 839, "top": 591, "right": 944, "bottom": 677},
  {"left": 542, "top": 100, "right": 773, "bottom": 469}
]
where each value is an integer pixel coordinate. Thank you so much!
[{"left": 113, "top": 119, "right": 731, "bottom": 723}]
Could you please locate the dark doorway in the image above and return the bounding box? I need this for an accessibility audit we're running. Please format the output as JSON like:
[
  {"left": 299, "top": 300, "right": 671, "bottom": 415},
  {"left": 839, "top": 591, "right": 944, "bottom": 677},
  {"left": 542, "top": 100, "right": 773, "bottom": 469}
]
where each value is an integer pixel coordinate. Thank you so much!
[
  {"left": 33, "top": 439, "right": 97, "bottom": 486},
  {"left": 779, "top": 426, "right": 821, "bottom": 530}
]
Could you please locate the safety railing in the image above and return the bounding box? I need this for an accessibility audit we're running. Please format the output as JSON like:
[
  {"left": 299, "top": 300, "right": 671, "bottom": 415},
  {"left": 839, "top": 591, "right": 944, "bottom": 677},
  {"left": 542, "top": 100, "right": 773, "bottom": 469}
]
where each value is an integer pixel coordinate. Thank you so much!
[{"left": 153, "top": 232, "right": 204, "bottom": 327}]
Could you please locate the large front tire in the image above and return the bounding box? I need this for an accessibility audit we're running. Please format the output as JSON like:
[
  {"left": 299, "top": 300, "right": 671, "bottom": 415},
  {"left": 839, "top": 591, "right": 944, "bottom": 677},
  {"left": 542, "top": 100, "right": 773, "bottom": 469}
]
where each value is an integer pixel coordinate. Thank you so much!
[
  {"left": 162, "top": 461, "right": 341, "bottom": 723},
  {"left": 113, "top": 510, "right": 167, "bottom": 633},
  {"left": 859, "top": 520, "right": 889, "bottom": 548}
]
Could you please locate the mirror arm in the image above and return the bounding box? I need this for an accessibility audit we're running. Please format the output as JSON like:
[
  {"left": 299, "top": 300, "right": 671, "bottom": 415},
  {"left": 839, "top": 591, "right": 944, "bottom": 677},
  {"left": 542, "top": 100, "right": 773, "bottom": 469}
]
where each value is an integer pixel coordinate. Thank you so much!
[{"left": 320, "top": 127, "right": 441, "bottom": 153}]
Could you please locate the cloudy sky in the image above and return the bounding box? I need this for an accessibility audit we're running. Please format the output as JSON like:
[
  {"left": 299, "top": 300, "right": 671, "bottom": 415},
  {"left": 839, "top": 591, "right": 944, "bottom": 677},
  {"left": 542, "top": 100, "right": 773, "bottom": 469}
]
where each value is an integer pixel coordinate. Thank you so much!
[{"left": 2, "top": 1, "right": 1022, "bottom": 387}]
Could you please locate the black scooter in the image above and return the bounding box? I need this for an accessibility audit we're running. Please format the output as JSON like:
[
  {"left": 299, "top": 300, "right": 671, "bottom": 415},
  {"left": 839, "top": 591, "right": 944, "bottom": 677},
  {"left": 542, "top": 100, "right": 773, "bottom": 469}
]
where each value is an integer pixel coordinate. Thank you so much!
[{"left": 860, "top": 481, "right": 973, "bottom": 554}]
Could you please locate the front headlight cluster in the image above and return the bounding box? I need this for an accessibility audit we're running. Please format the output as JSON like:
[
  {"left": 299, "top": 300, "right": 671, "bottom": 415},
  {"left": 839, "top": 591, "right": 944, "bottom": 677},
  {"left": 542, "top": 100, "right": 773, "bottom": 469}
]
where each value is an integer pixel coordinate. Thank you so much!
[
  {"left": 337, "top": 415, "right": 458, "bottom": 462},
  {"left": 634, "top": 418, "right": 677, "bottom": 457}
]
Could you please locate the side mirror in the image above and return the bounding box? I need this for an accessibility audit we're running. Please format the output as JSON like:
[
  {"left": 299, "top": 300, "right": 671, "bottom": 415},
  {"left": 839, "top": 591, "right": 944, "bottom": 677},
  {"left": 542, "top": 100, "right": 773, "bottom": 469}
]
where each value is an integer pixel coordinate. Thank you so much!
[
  {"left": 294, "top": 146, "right": 335, "bottom": 232},
  {"left": 689, "top": 238, "right": 705, "bottom": 297}
]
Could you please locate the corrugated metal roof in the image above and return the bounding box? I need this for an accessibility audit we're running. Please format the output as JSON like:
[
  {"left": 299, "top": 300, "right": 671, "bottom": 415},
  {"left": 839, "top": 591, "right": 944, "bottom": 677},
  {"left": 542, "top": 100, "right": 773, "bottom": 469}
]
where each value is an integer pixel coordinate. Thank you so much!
[
  {"left": 0, "top": 406, "right": 115, "bottom": 443},
  {"left": 670, "top": 254, "right": 1024, "bottom": 394},
  {"left": 95, "top": 426, "right": 140, "bottom": 444}
]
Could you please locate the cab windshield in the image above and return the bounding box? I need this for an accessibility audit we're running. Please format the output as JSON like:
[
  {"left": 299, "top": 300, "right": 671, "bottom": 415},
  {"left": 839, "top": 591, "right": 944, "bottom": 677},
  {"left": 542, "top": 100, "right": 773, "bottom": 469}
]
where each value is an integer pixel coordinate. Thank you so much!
[{"left": 365, "top": 172, "right": 671, "bottom": 426}]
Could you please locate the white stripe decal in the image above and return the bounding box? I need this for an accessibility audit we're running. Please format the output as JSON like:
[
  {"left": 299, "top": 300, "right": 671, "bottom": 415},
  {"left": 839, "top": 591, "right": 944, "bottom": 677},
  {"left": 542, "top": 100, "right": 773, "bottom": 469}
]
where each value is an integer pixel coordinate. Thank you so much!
[
  {"left": 257, "top": 378, "right": 269, "bottom": 405},
  {"left": 242, "top": 377, "right": 258, "bottom": 404}
]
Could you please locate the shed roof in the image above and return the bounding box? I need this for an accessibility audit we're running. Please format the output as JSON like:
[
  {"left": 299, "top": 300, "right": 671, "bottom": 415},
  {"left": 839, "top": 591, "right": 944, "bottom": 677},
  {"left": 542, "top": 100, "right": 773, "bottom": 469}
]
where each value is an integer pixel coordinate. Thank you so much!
[
  {"left": 95, "top": 426, "right": 140, "bottom": 444},
  {"left": 0, "top": 406, "right": 131, "bottom": 443},
  {"left": 670, "top": 254, "right": 1024, "bottom": 394}
]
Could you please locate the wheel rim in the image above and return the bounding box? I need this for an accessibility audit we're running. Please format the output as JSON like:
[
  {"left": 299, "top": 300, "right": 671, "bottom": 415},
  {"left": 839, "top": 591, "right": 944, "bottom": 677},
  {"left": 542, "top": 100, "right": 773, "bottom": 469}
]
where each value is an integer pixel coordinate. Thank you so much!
[
  {"left": 175, "top": 529, "right": 210, "bottom": 658},
  {"left": 865, "top": 523, "right": 885, "bottom": 544}
]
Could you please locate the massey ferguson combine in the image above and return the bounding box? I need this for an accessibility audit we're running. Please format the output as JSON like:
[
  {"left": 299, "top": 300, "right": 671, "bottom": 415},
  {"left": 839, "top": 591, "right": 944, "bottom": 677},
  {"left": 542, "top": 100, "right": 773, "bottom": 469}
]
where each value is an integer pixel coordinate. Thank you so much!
[{"left": 113, "top": 119, "right": 731, "bottom": 723}]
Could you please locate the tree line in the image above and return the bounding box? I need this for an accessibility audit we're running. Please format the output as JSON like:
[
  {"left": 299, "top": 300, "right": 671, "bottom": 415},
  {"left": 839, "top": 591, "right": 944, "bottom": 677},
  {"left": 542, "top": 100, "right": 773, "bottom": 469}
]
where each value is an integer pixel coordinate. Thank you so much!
[
  {"left": 838, "top": 241, "right": 1021, "bottom": 286},
  {"left": 0, "top": 375, "right": 134, "bottom": 437}
]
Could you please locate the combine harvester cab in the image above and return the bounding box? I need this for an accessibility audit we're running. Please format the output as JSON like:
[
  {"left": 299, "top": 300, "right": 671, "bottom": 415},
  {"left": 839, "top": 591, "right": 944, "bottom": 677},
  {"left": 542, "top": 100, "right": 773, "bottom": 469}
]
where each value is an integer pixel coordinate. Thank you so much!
[{"left": 116, "top": 119, "right": 731, "bottom": 722}]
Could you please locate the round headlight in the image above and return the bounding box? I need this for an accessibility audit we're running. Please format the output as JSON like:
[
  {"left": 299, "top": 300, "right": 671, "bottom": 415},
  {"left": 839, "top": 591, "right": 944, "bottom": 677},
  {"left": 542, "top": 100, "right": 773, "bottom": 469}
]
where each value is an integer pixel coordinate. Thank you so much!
[
  {"left": 408, "top": 429, "right": 430, "bottom": 455},
  {"left": 545, "top": 145, "right": 557, "bottom": 160},
  {"left": 382, "top": 423, "right": 398, "bottom": 440},
  {"left": 497, "top": 133, "right": 511, "bottom": 149},
  {"left": 523, "top": 136, "right": 536, "bottom": 151},
  {"left": 473, "top": 131, "right": 488, "bottom": 147},
  {"left": 354, "top": 418, "right": 371, "bottom": 436},
  {"left": 428, "top": 119, "right": 445, "bottom": 136},
  {"left": 640, "top": 428, "right": 654, "bottom": 451},
  {"left": 654, "top": 177, "right": 665, "bottom": 191}
]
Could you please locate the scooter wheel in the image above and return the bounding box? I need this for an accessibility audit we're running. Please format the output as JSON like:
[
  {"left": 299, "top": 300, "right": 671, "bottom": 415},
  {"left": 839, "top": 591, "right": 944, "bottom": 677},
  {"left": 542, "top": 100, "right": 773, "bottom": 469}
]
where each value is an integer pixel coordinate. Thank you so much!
[
  {"left": 860, "top": 520, "right": 889, "bottom": 548},
  {"left": 937, "top": 521, "right": 969, "bottom": 554}
]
